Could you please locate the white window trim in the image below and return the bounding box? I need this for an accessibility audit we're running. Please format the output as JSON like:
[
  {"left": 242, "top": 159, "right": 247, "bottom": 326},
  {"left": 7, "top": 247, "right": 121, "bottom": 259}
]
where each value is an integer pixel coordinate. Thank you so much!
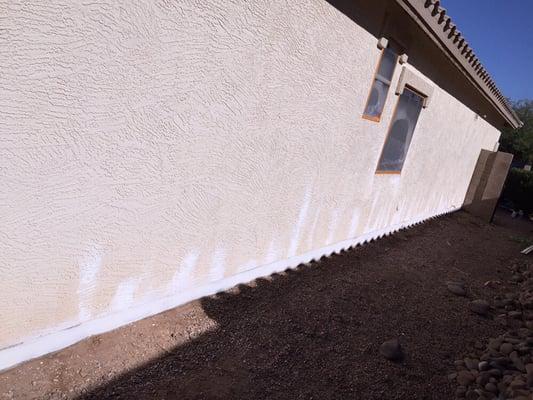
[{"left": 395, "top": 67, "right": 434, "bottom": 108}]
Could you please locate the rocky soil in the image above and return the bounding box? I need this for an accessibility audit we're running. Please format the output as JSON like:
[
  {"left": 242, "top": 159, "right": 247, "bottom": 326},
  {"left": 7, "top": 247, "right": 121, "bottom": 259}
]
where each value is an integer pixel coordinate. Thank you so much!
[{"left": 448, "top": 259, "right": 533, "bottom": 399}]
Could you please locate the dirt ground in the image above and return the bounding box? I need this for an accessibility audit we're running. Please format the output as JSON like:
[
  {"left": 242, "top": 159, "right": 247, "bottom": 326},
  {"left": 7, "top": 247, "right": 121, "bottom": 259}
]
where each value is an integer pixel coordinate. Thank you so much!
[{"left": 1, "top": 210, "right": 532, "bottom": 400}]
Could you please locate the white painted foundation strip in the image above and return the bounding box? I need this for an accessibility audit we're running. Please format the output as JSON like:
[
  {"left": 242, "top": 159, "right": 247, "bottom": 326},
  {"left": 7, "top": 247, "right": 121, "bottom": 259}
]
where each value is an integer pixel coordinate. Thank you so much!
[{"left": 0, "top": 206, "right": 459, "bottom": 372}]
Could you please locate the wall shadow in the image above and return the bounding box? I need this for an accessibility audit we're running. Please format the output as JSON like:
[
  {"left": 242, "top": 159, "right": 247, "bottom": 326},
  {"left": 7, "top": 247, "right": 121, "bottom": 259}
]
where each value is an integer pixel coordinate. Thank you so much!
[{"left": 75, "top": 213, "right": 506, "bottom": 400}]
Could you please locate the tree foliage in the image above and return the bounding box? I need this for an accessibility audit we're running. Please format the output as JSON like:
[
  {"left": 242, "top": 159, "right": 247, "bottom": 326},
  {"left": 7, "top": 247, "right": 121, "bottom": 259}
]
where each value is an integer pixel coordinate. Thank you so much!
[
  {"left": 503, "top": 168, "right": 533, "bottom": 213},
  {"left": 499, "top": 100, "right": 533, "bottom": 164}
]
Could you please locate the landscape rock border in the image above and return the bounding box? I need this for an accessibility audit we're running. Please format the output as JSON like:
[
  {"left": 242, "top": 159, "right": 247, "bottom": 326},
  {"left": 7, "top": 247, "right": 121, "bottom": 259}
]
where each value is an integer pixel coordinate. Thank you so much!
[{"left": 449, "top": 260, "right": 533, "bottom": 399}]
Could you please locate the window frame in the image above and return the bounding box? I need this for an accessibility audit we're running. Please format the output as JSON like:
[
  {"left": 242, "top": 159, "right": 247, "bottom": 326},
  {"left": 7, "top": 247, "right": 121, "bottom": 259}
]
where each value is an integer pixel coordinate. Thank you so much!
[
  {"left": 361, "top": 46, "right": 399, "bottom": 123},
  {"left": 375, "top": 86, "right": 426, "bottom": 175}
]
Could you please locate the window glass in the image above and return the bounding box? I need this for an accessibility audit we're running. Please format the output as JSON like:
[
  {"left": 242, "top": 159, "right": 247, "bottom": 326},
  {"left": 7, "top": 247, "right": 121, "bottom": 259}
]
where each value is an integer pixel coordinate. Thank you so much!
[
  {"left": 363, "top": 79, "right": 388, "bottom": 118},
  {"left": 363, "top": 47, "right": 397, "bottom": 120},
  {"left": 376, "top": 48, "right": 396, "bottom": 83},
  {"left": 377, "top": 88, "right": 424, "bottom": 172}
]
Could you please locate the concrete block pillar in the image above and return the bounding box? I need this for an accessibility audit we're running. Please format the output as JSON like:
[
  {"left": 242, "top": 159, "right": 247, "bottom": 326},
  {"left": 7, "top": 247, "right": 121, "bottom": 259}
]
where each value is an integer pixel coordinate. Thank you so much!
[{"left": 463, "top": 149, "right": 513, "bottom": 222}]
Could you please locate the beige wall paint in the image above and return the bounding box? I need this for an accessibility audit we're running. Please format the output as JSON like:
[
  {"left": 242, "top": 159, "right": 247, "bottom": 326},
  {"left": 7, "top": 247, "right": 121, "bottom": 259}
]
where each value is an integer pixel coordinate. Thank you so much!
[{"left": 0, "top": 0, "right": 499, "bottom": 368}]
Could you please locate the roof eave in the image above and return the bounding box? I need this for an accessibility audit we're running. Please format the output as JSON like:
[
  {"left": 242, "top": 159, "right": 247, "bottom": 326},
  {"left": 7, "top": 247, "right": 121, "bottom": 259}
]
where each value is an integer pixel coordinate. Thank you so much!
[{"left": 394, "top": 0, "right": 522, "bottom": 129}]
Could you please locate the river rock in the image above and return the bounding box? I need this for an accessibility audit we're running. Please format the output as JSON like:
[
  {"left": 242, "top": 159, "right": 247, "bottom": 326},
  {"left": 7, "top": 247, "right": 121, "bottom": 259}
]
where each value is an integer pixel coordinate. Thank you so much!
[
  {"left": 509, "top": 351, "right": 525, "bottom": 372},
  {"left": 500, "top": 342, "right": 514, "bottom": 355},
  {"left": 525, "top": 363, "right": 533, "bottom": 387},
  {"left": 457, "top": 370, "right": 475, "bottom": 386},
  {"left": 464, "top": 358, "right": 478, "bottom": 370},
  {"left": 447, "top": 283, "right": 466, "bottom": 296},
  {"left": 379, "top": 339, "right": 402, "bottom": 361},
  {"left": 478, "top": 361, "right": 490, "bottom": 371},
  {"left": 470, "top": 300, "right": 490, "bottom": 316},
  {"left": 484, "top": 382, "right": 497, "bottom": 393}
]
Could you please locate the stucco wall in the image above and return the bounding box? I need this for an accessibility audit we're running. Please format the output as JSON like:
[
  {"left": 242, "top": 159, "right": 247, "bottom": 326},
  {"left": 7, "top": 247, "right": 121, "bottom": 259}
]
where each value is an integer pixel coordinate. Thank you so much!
[{"left": 0, "top": 0, "right": 500, "bottom": 369}]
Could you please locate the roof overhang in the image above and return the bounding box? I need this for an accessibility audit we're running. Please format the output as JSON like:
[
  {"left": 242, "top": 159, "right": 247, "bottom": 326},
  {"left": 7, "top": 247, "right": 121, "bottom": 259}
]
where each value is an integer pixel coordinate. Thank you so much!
[{"left": 394, "top": 0, "right": 522, "bottom": 129}]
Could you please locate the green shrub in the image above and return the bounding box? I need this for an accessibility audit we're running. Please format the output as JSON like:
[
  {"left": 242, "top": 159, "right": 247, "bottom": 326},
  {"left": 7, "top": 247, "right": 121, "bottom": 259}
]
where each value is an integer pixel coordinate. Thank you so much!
[{"left": 503, "top": 168, "right": 533, "bottom": 213}]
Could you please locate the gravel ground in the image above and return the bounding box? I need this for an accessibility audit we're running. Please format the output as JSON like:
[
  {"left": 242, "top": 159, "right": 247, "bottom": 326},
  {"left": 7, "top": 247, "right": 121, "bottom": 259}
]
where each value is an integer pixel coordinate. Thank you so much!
[{"left": 1, "top": 210, "right": 532, "bottom": 400}]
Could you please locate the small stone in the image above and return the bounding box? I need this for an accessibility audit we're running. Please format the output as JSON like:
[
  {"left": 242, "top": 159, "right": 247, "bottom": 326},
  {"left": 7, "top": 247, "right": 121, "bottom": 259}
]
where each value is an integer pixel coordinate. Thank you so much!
[
  {"left": 455, "top": 386, "right": 467, "bottom": 398},
  {"left": 447, "top": 279, "right": 465, "bottom": 287},
  {"left": 457, "top": 370, "right": 475, "bottom": 386},
  {"left": 526, "top": 363, "right": 533, "bottom": 386},
  {"left": 508, "top": 311, "right": 523, "bottom": 319},
  {"left": 470, "top": 299, "right": 490, "bottom": 316},
  {"left": 510, "top": 377, "right": 527, "bottom": 389},
  {"left": 497, "top": 381, "right": 508, "bottom": 394},
  {"left": 502, "top": 370, "right": 517, "bottom": 378},
  {"left": 379, "top": 338, "right": 402, "bottom": 361},
  {"left": 477, "top": 371, "right": 491, "bottom": 386},
  {"left": 504, "top": 337, "right": 521, "bottom": 344},
  {"left": 488, "top": 339, "right": 502, "bottom": 350},
  {"left": 478, "top": 361, "right": 490, "bottom": 371},
  {"left": 488, "top": 368, "right": 502, "bottom": 377},
  {"left": 510, "top": 351, "right": 526, "bottom": 372},
  {"left": 448, "top": 372, "right": 457, "bottom": 381},
  {"left": 447, "top": 283, "right": 466, "bottom": 296},
  {"left": 464, "top": 389, "right": 477, "bottom": 400},
  {"left": 484, "top": 382, "right": 497, "bottom": 393},
  {"left": 500, "top": 342, "right": 514, "bottom": 355},
  {"left": 490, "top": 357, "right": 511, "bottom": 369},
  {"left": 464, "top": 358, "right": 478, "bottom": 370}
]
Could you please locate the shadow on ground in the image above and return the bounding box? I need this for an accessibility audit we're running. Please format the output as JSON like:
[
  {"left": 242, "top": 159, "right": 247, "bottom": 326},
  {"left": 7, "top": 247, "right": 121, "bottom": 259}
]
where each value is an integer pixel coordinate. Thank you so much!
[{"left": 74, "top": 212, "right": 529, "bottom": 400}]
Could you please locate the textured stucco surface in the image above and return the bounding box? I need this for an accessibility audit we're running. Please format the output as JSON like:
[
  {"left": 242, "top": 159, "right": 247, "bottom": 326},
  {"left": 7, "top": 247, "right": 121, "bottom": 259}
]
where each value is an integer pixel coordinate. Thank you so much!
[{"left": 0, "top": 0, "right": 500, "bottom": 366}]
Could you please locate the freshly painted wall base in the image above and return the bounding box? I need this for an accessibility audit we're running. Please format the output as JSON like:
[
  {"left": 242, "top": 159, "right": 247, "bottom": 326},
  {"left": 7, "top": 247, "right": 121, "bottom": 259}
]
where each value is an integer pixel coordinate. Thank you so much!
[{"left": 0, "top": 206, "right": 459, "bottom": 372}]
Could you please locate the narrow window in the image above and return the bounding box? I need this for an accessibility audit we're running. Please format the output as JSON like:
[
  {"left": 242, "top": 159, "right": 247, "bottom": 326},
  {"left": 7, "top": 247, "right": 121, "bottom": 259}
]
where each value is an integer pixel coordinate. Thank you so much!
[
  {"left": 376, "top": 87, "right": 424, "bottom": 173},
  {"left": 362, "top": 47, "right": 398, "bottom": 122}
]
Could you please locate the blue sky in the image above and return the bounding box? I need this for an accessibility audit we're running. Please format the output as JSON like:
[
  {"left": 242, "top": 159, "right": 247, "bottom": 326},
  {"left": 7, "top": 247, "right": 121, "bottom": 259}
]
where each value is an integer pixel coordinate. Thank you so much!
[{"left": 443, "top": 0, "right": 533, "bottom": 101}]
